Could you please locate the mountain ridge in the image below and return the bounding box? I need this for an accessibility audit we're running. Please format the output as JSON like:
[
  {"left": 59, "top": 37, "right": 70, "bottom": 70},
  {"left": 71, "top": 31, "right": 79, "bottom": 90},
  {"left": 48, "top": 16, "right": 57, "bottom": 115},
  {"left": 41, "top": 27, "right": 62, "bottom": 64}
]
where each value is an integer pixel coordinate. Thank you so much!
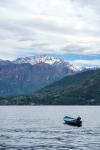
[
  {"left": 0, "top": 55, "right": 85, "bottom": 97},
  {"left": 13, "top": 55, "right": 83, "bottom": 72}
]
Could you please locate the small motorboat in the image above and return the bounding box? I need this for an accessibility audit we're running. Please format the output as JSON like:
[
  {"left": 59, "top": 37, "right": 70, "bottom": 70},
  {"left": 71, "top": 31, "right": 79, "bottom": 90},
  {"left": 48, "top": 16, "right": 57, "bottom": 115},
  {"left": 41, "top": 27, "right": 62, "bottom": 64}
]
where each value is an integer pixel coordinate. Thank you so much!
[{"left": 64, "top": 116, "right": 82, "bottom": 127}]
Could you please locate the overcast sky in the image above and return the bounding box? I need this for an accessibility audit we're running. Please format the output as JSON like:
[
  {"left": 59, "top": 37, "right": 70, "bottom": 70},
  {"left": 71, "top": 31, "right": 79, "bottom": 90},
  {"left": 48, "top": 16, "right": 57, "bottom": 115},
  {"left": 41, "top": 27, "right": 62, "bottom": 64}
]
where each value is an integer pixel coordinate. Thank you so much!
[{"left": 0, "top": 0, "right": 100, "bottom": 66}]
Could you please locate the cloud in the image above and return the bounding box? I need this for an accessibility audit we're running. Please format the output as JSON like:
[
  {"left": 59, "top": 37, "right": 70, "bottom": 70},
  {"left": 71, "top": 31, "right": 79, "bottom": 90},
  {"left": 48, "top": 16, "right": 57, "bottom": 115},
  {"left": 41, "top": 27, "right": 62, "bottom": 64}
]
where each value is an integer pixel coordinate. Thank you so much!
[
  {"left": 0, "top": 0, "right": 100, "bottom": 61},
  {"left": 70, "top": 59, "right": 100, "bottom": 67}
]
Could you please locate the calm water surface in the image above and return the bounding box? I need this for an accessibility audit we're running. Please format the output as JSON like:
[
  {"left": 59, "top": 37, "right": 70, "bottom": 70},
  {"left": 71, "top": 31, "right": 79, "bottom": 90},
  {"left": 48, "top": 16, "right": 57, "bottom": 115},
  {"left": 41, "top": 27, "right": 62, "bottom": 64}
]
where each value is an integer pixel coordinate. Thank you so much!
[{"left": 0, "top": 106, "right": 100, "bottom": 150}]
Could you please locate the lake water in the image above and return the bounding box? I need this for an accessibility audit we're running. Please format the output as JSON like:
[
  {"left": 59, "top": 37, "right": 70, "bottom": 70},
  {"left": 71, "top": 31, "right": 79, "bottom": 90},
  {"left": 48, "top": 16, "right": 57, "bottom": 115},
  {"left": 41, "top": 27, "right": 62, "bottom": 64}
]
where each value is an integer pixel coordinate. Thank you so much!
[{"left": 0, "top": 106, "right": 100, "bottom": 150}]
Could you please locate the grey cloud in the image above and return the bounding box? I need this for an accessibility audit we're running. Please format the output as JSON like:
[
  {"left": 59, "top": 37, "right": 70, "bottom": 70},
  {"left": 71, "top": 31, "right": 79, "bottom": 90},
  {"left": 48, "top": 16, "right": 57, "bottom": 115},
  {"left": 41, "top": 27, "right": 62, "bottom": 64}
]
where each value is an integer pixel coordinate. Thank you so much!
[{"left": 0, "top": 0, "right": 100, "bottom": 59}]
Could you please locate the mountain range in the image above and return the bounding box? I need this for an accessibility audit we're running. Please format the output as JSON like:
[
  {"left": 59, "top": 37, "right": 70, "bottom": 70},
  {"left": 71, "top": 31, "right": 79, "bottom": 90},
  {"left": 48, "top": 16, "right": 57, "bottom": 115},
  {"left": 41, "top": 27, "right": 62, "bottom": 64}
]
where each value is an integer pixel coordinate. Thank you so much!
[
  {"left": 0, "top": 68, "right": 100, "bottom": 105},
  {"left": 0, "top": 55, "right": 84, "bottom": 96},
  {"left": 0, "top": 54, "right": 99, "bottom": 105}
]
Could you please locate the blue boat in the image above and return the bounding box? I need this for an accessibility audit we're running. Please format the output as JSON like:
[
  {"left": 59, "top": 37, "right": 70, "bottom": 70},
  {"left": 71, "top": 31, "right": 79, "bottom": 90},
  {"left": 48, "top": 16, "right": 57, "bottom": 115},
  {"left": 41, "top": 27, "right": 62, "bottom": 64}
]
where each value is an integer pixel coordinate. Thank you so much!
[{"left": 64, "top": 116, "right": 82, "bottom": 127}]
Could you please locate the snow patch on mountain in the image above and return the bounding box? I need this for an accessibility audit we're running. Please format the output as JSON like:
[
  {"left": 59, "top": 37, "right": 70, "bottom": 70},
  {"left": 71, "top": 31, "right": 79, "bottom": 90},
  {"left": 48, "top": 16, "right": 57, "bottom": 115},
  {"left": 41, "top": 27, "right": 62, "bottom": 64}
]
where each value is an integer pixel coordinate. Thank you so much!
[
  {"left": 14, "top": 55, "right": 62, "bottom": 65},
  {"left": 13, "top": 55, "right": 83, "bottom": 72}
]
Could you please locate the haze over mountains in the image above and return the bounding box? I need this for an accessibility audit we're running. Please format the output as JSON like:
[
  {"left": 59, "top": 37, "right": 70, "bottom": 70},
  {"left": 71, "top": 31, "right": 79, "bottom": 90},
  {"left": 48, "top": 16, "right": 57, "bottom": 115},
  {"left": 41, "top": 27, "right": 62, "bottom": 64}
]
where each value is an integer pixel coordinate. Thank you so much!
[{"left": 0, "top": 55, "right": 86, "bottom": 97}]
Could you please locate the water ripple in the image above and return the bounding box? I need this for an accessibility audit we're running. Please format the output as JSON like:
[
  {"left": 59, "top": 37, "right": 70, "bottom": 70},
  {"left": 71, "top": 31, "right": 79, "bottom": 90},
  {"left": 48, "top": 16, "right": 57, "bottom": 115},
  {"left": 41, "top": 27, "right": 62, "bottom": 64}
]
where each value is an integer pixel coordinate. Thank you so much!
[{"left": 0, "top": 106, "right": 100, "bottom": 150}]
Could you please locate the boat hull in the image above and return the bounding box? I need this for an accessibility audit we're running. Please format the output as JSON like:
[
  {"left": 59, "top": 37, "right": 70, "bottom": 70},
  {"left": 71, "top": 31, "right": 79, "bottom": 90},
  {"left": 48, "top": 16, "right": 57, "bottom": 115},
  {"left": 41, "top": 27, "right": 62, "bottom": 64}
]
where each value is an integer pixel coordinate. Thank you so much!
[{"left": 64, "top": 120, "right": 82, "bottom": 127}]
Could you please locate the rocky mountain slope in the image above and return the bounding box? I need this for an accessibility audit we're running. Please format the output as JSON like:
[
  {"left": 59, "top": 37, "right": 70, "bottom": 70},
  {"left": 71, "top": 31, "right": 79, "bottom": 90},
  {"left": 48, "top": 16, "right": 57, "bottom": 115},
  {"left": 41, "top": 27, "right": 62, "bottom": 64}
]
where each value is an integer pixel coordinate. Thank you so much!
[
  {"left": 0, "top": 55, "right": 84, "bottom": 96},
  {"left": 0, "top": 69, "right": 99, "bottom": 105}
]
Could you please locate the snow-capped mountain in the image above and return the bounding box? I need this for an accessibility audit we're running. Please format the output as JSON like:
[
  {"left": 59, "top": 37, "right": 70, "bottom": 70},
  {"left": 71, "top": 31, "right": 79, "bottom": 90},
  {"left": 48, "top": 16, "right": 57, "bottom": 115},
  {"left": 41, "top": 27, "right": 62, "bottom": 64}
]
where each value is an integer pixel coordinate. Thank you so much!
[
  {"left": 13, "top": 55, "right": 61, "bottom": 65},
  {"left": 13, "top": 55, "right": 83, "bottom": 72},
  {"left": 0, "top": 55, "right": 96, "bottom": 97}
]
